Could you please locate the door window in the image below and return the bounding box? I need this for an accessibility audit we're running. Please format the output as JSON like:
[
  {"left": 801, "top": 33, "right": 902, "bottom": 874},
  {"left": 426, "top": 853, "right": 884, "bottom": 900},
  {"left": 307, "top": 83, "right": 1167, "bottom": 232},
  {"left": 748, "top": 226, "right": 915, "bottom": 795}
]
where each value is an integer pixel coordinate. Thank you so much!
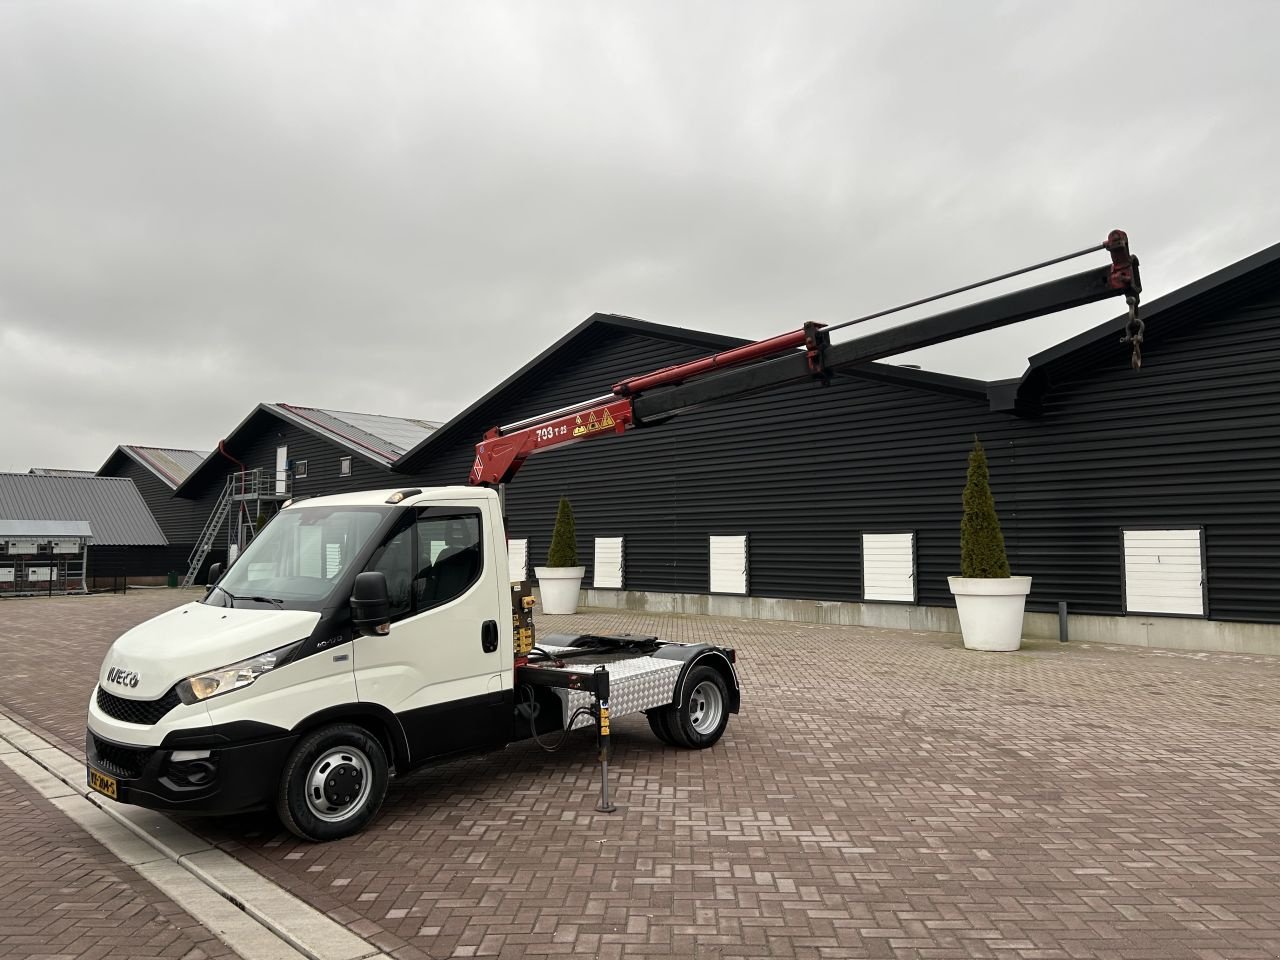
[
  {"left": 413, "top": 513, "right": 482, "bottom": 610},
  {"left": 361, "top": 511, "right": 483, "bottom": 621}
]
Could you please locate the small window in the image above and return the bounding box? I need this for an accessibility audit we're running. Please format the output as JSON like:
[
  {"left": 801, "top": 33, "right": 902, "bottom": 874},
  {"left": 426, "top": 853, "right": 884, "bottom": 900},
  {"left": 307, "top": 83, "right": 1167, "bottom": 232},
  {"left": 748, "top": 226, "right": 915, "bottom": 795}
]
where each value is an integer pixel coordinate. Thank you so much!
[
  {"left": 1123, "top": 528, "right": 1205, "bottom": 616},
  {"left": 861, "top": 532, "right": 916, "bottom": 603},
  {"left": 295, "top": 460, "right": 309, "bottom": 479},
  {"left": 709, "top": 535, "right": 748, "bottom": 595},
  {"left": 593, "top": 537, "right": 624, "bottom": 589},
  {"left": 339, "top": 457, "right": 352, "bottom": 477},
  {"left": 507, "top": 538, "right": 529, "bottom": 583}
]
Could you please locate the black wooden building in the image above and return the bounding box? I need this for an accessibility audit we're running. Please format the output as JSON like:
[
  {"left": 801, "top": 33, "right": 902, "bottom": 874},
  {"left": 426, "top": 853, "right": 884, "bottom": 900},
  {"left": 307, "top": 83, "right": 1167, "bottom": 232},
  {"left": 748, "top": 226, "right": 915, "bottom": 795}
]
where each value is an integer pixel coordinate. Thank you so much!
[
  {"left": 96, "top": 446, "right": 209, "bottom": 579},
  {"left": 174, "top": 404, "right": 440, "bottom": 578},
  {"left": 392, "top": 243, "right": 1280, "bottom": 635}
]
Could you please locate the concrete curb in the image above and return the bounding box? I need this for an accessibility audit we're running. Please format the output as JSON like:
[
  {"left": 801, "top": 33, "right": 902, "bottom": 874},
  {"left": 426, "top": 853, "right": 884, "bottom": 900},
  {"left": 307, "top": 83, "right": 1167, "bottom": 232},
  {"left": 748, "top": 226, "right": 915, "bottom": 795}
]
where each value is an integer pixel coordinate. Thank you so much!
[{"left": 0, "top": 710, "right": 388, "bottom": 960}]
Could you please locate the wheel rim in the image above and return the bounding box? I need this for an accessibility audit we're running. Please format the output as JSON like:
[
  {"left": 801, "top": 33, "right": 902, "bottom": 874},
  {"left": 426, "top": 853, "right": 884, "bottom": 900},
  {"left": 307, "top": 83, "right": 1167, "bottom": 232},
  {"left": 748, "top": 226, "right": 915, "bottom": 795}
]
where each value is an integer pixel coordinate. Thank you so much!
[
  {"left": 305, "top": 746, "right": 373, "bottom": 822},
  {"left": 688, "top": 680, "right": 724, "bottom": 735}
]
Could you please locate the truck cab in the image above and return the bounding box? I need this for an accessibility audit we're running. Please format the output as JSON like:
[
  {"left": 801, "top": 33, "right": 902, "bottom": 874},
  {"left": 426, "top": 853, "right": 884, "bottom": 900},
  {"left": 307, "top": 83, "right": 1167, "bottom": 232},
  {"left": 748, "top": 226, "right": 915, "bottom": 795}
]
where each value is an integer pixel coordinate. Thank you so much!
[{"left": 87, "top": 486, "right": 739, "bottom": 841}]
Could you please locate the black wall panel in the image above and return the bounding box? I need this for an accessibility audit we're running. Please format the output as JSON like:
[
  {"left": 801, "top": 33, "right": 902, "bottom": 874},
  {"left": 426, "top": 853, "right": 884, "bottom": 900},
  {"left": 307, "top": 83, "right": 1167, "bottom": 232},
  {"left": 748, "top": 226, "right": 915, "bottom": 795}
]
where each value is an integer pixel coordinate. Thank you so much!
[
  {"left": 104, "top": 458, "right": 206, "bottom": 545},
  {"left": 181, "top": 410, "right": 402, "bottom": 523},
  {"left": 400, "top": 280, "right": 1280, "bottom": 624}
]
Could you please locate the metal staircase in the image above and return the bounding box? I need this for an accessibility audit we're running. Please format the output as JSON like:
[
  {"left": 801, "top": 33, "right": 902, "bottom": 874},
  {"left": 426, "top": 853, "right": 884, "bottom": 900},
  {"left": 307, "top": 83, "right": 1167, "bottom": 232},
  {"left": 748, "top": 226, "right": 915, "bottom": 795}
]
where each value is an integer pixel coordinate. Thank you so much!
[
  {"left": 181, "top": 468, "right": 292, "bottom": 587},
  {"left": 182, "top": 478, "right": 234, "bottom": 587}
]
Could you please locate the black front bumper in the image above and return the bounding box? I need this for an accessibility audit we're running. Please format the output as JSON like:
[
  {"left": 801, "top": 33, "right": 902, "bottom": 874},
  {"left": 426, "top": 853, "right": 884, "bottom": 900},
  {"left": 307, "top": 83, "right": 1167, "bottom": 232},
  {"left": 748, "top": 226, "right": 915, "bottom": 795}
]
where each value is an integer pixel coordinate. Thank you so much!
[{"left": 85, "top": 728, "right": 297, "bottom": 815}]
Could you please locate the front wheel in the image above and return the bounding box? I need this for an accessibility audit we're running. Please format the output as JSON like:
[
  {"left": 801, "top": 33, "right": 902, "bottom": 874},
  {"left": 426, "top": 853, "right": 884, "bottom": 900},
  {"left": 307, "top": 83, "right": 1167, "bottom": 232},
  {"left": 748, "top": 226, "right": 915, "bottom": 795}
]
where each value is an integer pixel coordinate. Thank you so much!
[
  {"left": 656, "top": 665, "right": 730, "bottom": 749},
  {"left": 277, "top": 723, "right": 389, "bottom": 841}
]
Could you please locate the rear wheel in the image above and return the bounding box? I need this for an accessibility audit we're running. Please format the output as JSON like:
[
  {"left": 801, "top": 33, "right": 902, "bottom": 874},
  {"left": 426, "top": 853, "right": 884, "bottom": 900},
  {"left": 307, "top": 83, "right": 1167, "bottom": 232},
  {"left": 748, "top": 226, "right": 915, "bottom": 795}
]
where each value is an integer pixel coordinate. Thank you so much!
[
  {"left": 646, "top": 708, "right": 679, "bottom": 745},
  {"left": 277, "top": 723, "right": 389, "bottom": 841},
  {"left": 658, "top": 665, "right": 730, "bottom": 749}
]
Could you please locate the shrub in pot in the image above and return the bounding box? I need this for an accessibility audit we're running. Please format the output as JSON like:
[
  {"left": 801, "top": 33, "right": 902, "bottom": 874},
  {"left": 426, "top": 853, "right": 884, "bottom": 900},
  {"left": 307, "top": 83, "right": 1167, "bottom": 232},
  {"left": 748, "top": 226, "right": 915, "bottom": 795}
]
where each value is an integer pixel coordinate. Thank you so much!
[
  {"left": 534, "top": 496, "right": 586, "bottom": 615},
  {"left": 947, "top": 437, "right": 1031, "bottom": 651}
]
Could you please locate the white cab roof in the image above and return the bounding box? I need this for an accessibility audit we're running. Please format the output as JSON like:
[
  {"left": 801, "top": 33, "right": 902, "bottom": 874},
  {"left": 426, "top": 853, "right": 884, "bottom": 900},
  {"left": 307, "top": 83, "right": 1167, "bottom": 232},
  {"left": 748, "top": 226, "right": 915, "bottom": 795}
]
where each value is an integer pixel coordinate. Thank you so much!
[{"left": 282, "top": 486, "right": 497, "bottom": 510}]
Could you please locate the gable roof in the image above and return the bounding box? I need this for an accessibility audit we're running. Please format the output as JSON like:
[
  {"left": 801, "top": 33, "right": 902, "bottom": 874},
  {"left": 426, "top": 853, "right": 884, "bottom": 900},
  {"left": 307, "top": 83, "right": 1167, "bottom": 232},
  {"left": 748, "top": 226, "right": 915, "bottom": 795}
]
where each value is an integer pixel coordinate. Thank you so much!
[
  {"left": 271, "top": 405, "right": 441, "bottom": 464},
  {"left": 174, "top": 403, "right": 441, "bottom": 497},
  {"left": 992, "top": 239, "right": 1280, "bottom": 413},
  {"left": 0, "top": 473, "right": 167, "bottom": 546},
  {"left": 99, "top": 445, "right": 211, "bottom": 489},
  {"left": 392, "top": 314, "right": 745, "bottom": 472},
  {"left": 393, "top": 312, "right": 989, "bottom": 473},
  {"left": 28, "top": 467, "right": 96, "bottom": 477}
]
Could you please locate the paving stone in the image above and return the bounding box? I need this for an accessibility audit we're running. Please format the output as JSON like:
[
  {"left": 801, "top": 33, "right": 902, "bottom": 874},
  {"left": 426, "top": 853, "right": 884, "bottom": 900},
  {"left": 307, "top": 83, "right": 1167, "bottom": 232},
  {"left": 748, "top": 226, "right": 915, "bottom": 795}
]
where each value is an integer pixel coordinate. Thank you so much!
[
  {"left": 0, "top": 751, "right": 239, "bottom": 959},
  {"left": 3, "top": 590, "right": 1280, "bottom": 959}
]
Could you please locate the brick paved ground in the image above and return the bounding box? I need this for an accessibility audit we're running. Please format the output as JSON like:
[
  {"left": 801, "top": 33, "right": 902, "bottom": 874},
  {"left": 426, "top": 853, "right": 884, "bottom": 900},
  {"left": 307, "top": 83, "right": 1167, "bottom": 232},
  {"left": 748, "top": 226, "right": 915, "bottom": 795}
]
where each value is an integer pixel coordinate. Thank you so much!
[
  {"left": 0, "top": 742, "right": 239, "bottom": 959},
  {"left": 2, "top": 590, "right": 1280, "bottom": 959}
]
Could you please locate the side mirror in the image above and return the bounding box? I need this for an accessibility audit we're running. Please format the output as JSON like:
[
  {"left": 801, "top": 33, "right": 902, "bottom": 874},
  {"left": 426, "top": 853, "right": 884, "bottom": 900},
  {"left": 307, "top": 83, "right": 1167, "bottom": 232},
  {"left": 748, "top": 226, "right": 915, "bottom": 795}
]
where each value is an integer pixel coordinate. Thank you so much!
[
  {"left": 207, "top": 562, "right": 224, "bottom": 586},
  {"left": 351, "top": 571, "right": 392, "bottom": 637}
]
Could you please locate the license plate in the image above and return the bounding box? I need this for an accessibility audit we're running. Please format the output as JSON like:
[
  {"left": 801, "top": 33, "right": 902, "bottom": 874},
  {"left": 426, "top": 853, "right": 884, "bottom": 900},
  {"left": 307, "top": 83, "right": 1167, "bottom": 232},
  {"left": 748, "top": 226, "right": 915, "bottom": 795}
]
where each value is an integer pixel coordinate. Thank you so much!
[{"left": 87, "top": 767, "right": 117, "bottom": 800}]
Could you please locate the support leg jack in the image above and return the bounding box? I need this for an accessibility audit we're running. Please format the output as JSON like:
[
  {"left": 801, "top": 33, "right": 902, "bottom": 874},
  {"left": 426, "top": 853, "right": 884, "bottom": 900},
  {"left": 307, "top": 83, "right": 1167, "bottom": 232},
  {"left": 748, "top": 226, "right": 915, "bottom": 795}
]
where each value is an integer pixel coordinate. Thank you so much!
[{"left": 593, "top": 665, "right": 617, "bottom": 813}]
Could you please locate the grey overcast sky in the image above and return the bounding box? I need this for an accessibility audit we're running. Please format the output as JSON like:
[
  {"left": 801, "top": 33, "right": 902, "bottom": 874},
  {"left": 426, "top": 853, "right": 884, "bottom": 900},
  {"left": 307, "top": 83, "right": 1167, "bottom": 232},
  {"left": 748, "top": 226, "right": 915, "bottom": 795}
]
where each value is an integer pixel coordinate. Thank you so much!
[{"left": 2, "top": 1, "right": 1278, "bottom": 473}]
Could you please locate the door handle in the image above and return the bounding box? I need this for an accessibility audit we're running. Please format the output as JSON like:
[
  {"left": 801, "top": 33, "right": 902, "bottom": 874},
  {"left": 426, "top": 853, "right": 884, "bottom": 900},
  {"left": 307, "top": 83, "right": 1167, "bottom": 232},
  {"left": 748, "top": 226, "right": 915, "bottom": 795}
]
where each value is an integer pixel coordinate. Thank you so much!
[{"left": 481, "top": 620, "right": 499, "bottom": 654}]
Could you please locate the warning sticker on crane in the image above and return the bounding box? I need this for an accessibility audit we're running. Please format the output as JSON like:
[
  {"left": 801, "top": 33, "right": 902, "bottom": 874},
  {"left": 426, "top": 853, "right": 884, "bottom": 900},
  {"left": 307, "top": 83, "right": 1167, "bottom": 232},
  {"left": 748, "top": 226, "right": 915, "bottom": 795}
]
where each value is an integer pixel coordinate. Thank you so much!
[{"left": 573, "top": 409, "right": 616, "bottom": 438}]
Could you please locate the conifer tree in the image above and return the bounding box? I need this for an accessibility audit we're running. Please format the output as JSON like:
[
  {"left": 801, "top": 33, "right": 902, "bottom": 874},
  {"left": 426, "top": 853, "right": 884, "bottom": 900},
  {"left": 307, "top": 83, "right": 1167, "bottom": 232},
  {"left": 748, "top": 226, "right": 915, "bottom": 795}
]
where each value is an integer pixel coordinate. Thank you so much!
[
  {"left": 960, "top": 437, "right": 1011, "bottom": 578},
  {"left": 546, "top": 496, "right": 579, "bottom": 567}
]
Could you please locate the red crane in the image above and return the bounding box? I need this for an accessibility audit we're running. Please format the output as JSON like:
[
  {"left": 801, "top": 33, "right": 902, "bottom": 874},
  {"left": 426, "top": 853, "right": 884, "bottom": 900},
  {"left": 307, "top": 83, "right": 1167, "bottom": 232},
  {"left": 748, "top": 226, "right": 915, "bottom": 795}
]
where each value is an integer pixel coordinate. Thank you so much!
[{"left": 470, "top": 231, "right": 1141, "bottom": 487}]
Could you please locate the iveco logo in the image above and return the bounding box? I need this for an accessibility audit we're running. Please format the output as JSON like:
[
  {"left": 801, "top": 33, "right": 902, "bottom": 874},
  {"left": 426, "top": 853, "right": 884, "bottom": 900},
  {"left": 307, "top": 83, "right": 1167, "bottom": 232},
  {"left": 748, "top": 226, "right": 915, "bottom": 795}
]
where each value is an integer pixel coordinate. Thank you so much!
[{"left": 106, "top": 667, "right": 139, "bottom": 689}]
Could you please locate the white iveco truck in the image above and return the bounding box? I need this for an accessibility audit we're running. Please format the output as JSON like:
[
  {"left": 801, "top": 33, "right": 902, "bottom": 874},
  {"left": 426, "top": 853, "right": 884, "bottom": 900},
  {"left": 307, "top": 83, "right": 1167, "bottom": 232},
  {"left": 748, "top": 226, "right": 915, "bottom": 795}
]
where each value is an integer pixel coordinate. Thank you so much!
[{"left": 86, "top": 486, "right": 739, "bottom": 841}]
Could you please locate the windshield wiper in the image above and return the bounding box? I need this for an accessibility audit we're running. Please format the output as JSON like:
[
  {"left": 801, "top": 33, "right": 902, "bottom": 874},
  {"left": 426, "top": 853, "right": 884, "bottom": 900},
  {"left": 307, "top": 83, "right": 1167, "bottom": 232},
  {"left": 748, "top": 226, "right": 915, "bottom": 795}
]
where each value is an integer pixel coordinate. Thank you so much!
[{"left": 209, "top": 586, "right": 284, "bottom": 609}]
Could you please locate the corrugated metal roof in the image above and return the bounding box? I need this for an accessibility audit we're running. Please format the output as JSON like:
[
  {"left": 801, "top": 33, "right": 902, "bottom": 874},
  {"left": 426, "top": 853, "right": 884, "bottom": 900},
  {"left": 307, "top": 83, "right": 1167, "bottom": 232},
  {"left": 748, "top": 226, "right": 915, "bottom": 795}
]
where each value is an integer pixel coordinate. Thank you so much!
[
  {"left": 118, "top": 446, "right": 210, "bottom": 488},
  {"left": 28, "top": 467, "right": 96, "bottom": 477},
  {"left": 0, "top": 519, "right": 93, "bottom": 539},
  {"left": 0, "top": 474, "right": 166, "bottom": 546},
  {"left": 273, "top": 404, "right": 441, "bottom": 464}
]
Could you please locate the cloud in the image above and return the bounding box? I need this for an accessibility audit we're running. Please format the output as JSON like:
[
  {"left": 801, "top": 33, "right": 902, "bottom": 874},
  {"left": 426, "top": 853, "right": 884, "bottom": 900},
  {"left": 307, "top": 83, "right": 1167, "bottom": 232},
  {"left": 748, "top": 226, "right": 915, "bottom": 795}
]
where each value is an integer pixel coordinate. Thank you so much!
[{"left": 1, "top": 0, "right": 1277, "bottom": 470}]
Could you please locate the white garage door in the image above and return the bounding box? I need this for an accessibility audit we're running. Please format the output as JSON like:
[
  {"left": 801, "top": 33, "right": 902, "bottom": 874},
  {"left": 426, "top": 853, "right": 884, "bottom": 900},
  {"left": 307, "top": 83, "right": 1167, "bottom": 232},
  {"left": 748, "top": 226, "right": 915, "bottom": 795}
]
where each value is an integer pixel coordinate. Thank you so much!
[
  {"left": 1123, "top": 528, "right": 1204, "bottom": 616},
  {"left": 593, "top": 537, "right": 624, "bottom": 589},
  {"left": 862, "top": 532, "right": 916, "bottom": 602},
  {"left": 709, "top": 535, "right": 748, "bottom": 595},
  {"left": 507, "top": 538, "right": 529, "bottom": 584}
]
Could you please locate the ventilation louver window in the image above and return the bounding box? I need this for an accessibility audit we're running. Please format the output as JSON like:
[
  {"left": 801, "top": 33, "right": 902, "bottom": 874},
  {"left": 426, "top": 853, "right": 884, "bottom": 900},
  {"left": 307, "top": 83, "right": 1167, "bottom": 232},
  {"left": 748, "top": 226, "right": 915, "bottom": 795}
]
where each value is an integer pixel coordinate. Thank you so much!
[
  {"left": 593, "top": 537, "right": 624, "bottom": 589},
  {"left": 862, "top": 532, "right": 916, "bottom": 602},
  {"left": 508, "top": 538, "right": 529, "bottom": 584},
  {"left": 1123, "top": 528, "right": 1205, "bottom": 616},
  {"left": 709, "top": 535, "right": 748, "bottom": 595}
]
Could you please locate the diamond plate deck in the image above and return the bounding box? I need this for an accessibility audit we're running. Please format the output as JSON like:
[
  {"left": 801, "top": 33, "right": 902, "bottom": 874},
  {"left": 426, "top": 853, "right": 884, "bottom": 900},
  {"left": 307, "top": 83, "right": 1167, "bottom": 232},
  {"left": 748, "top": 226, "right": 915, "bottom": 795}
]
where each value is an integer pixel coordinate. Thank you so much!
[{"left": 533, "top": 645, "right": 684, "bottom": 729}]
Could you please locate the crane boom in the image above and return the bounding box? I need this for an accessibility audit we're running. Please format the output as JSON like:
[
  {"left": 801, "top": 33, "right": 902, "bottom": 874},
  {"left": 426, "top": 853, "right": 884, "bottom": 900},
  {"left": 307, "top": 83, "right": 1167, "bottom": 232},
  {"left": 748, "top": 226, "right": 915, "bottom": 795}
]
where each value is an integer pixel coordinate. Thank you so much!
[{"left": 470, "top": 230, "right": 1140, "bottom": 486}]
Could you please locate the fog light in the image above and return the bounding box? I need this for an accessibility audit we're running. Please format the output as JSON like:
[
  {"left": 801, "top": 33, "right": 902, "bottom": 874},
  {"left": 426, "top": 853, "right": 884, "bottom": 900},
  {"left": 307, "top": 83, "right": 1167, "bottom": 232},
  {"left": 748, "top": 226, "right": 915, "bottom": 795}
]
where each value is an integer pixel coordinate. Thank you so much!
[
  {"left": 166, "top": 755, "right": 217, "bottom": 788},
  {"left": 182, "top": 760, "right": 216, "bottom": 786}
]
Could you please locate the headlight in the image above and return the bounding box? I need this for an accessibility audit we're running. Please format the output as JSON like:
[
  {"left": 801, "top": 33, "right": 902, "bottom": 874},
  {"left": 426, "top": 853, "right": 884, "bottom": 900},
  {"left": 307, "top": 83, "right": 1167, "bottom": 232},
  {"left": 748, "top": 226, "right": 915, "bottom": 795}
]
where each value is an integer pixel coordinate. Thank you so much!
[{"left": 176, "top": 641, "right": 303, "bottom": 705}]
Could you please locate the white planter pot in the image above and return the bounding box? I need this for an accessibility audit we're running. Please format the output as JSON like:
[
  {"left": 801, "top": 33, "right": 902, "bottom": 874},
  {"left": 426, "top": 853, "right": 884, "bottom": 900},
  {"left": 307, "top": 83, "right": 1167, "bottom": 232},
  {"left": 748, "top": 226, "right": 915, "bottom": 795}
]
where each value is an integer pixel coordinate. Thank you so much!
[
  {"left": 534, "top": 566, "right": 586, "bottom": 615},
  {"left": 947, "top": 576, "right": 1032, "bottom": 651}
]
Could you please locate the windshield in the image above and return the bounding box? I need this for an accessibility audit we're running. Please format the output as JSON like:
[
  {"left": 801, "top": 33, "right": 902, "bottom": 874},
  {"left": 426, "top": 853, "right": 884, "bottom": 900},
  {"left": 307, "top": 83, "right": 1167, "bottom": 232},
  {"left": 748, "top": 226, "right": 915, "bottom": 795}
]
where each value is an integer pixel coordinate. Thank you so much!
[{"left": 207, "top": 505, "right": 389, "bottom": 609}]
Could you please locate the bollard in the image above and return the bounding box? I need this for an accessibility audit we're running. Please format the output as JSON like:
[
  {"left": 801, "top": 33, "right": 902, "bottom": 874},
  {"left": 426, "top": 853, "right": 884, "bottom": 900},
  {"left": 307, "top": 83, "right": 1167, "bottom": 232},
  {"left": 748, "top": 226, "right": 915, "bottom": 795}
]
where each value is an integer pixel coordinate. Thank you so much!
[{"left": 1058, "top": 601, "right": 1069, "bottom": 643}]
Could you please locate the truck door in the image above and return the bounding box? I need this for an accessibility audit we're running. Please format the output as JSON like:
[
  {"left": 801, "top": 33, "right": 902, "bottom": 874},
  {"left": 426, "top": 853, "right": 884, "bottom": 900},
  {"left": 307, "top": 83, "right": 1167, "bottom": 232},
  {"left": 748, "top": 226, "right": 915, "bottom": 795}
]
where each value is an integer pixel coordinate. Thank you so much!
[{"left": 351, "top": 503, "right": 509, "bottom": 763}]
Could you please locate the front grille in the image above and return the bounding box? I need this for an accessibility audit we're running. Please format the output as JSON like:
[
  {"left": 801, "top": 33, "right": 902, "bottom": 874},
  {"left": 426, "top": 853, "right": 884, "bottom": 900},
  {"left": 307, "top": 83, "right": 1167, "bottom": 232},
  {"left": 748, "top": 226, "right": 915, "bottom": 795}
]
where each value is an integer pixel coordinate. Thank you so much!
[
  {"left": 96, "top": 685, "right": 181, "bottom": 725},
  {"left": 90, "top": 735, "right": 148, "bottom": 779}
]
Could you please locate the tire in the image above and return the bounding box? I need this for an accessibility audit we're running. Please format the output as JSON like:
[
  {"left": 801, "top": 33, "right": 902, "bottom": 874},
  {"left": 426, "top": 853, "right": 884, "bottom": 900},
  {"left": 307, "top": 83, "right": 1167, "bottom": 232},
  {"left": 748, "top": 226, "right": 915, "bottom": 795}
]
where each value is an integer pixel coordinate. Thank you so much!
[
  {"left": 659, "top": 664, "right": 731, "bottom": 749},
  {"left": 646, "top": 708, "right": 679, "bottom": 745},
  {"left": 277, "top": 723, "right": 389, "bottom": 842}
]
